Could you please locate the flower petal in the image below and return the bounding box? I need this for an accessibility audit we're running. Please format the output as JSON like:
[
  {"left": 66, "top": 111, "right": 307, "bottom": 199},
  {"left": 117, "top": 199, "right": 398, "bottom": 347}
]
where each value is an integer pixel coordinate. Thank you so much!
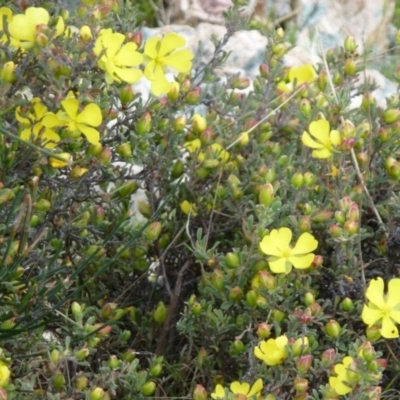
[
  {"left": 271, "top": 227, "right": 292, "bottom": 251},
  {"left": 77, "top": 124, "right": 100, "bottom": 144},
  {"left": 292, "top": 232, "right": 318, "bottom": 254},
  {"left": 41, "top": 129, "right": 61, "bottom": 149},
  {"left": 312, "top": 148, "right": 332, "bottom": 159},
  {"left": 114, "top": 43, "right": 143, "bottom": 67},
  {"left": 248, "top": 378, "right": 263, "bottom": 397},
  {"left": 365, "top": 277, "right": 385, "bottom": 309},
  {"left": 330, "top": 129, "right": 341, "bottom": 146},
  {"left": 143, "top": 36, "right": 159, "bottom": 60},
  {"left": 361, "top": 304, "right": 383, "bottom": 327},
  {"left": 386, "top": 278, "right": 400, "bottom": 309},
  {"left": 309, "top": 119, "right": 330, "bottom": 144},
  {"left": 26, "top": 7, "right": 49, "bottom": 26},
  {"left": 381, "top": 315, "right": 399, "bottom": 338},
  {"left": 289, "top": 254, "right": 315, "bottom": 269},
  {"left": 158, "top": 33, "right": 186, "bottom": 57},
  {"left": 42, "top": 113, "right": 65, "bottom": 128},
  {"left": 114, "top": 66, "right": 143, "bottom": 84},
  {"left": 211, "top": 384, "right": 225, "bottom": 400},
  {"left": 302, "top": 131, "right": 324, "bottom": 149},
  {"left": 269, "top": 257, "right": 291, "bottom": 274},
  {"left": 76, "top": 104, "right": 102, "bottom": 127},
  {"left": 259, "top": 235, "right": 282, "bottom": 257},
  {"left": 289, "top": 64, "right": 317, "bottom": 85},
  {"left": 163, "top": 49, "right": 193, "bottom": 72},
  {"left": 61, "top": 98, "right": 79, "bottom": 120},
  {"left": 230, "top": 381, "right": 249, "bottom": 396}
]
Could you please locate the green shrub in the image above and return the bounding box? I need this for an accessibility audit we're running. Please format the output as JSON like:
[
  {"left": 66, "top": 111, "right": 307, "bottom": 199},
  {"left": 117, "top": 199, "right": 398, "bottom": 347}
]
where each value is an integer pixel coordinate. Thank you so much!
[{"left": 0, "top": 1, "right": 400, "bottom": 399}]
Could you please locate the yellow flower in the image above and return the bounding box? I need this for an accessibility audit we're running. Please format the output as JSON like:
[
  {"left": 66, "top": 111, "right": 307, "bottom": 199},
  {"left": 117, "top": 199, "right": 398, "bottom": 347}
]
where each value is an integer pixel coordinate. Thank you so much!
[
  {"left": 16, "top": 98, "right": 61, "bottom": 149},
  {"left": 211, "top": 379, "right": 263, "bottom": 400},
  {"left": 0, "top": 362, "right": 10, "bottom": 388},
  {"left": 198, "top": 143, "right": 230, "bottom": 164},
  {"left": 8, "top": 7, "right": 64, "bottom": 49},
  {"left": 302, "top": 119, "right": 341, "bottom": 159},
  {"left": 362, "top": 277, "right": 400, "bottom": 338},
  {"left": 254, "top": 335, "right": 288, "bottom": 366},
  {"left": 329, "top": 356, "right": 359, "bottom": 396},
  {"left": 259, "top": 227, "right": 318, "bottom": 274},
  {"left": 277, "top": 64, "right": 317, "bottom": 93},
  {"left": 0, "top": 7, "right": 13, "bottom": 43},
  {"left": 43, "top": 97, "right": 102, "bottom": 144},
  {"left": 144, "top": 33, "right": 193, "bottom": 96},
  {"left": 94, "top": 28, "right": 143, "bottom": 85}
]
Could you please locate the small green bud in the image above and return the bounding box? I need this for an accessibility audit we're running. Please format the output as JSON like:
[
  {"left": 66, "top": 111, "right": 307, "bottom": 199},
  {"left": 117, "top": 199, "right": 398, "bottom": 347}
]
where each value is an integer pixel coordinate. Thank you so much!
[
  {"left": 258, "top": 183, "right": 274, "bottom": 206},
  {"left": 299, "top": 99, "right": 311, "bottom": 117},
  {"left": 119, "top": 86, "right": 134, "bottom": 104},
  {"left": 75, "top": 375, "right": 88, "bottom": 390},
  {"left": 145, "top": 221, "right": 162, "bottom": 241},
  {"left": 193, "top": 384, "right": 207, "bottom": 400},
  {"left": 53, "top": 371, "right": 66, "bottom": 389},
  {"left": 108, "top": 355, "right": 119, "bottom": 369},
  {"left": 171, "top": 160, "right": 184, "bottom": 178},
  {"left": 137, "top": 112, "right": 152, "bottom": 135},
  {"left": 344, "top": 35, "right": 357, "bottom": 52},
  {"left": 122, "top": 349, "right": 136, "bottom": 362},
  {"left": 211, "top": 269, "right": 224, "bottom": 291},
  {"left": 233, "top": 339, "right": 245, "bottom": 353},
  {"left": 344, "top": 58, "right": 357, "bottom": 75},
  {"left": 228, "top": 286, "right": 243, "bottom": 302},
  {"left": 153, "top": 301, "right": 168, "bottom": 324},
  {"left": 361, "top": 92, "right": 376, "bottom": 112},
  {"left": 173, "top": 115, "right": 187, "bottom": 132},
  {"left": 97, "top": 147, "right": 112, "bottom": 165},
  {"left": 50, "top": 349, "right": 61, "bottom": 364},
  {"left": 116, "top": 143, "right": 132, "bottom": 159},
  {"left": 185, "top": 87, "right": 202, "bottom": 104},
  {"left": 76, "top": 348, "right": 90, "bottom": 360},
  {"left": 167, "top": 82, "right": 180, "bottom": 101},
  {"left": 246, "top": 290, "right": 257, "bottom": 308},
  {"left": 1, "top": 61, "right": 16, "bottom": 83},
  {"left": 293, "top": 377, "right": 308, "bottom": 393},
  {"left": 304, "top": 292, "right": 315, "bottom": 306},
  {"left": 35, "top": 198, "right": 51, "bottom": 212},
  {"left": 325, "top": 319, "right": 341, "bottom": 338},
  {"left": 90, "top": 387, "right": 105, "bottom": 400},
  {"left": 256, "top": 322, "right": 271, "bottom": 339},
  {"left": 225, "top": 252, "right": 240, "bottom": 268},
  {"left": 291, "top": 172, "right": 304, "bottom": 188},
  {"left": 383, "top": 108, "right": 400, "bottom": 124},
  {"left": 272, "top": 309, "right": 285, "bottom": 323},
  {"left": 141, "top": 381, "right": 156, "bottom": 396}
]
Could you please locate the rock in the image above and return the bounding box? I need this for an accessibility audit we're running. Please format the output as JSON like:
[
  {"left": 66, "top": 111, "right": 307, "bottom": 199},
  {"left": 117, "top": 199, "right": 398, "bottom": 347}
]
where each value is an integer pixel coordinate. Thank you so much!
[{"left": 296, "top": 0, "right": 395, "bottom": 54}]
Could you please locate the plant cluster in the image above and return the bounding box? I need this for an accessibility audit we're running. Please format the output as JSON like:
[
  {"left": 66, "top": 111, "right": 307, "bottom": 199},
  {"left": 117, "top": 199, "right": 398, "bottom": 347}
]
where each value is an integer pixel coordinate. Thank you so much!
[{"left": 1, "top": 1, "right": 400, "bottom": 399}]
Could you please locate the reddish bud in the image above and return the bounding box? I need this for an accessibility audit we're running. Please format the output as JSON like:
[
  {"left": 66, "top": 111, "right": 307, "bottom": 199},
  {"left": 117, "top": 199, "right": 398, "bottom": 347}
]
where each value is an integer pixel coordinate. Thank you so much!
[
  {"left": 185, "top": 87, "right": 202, "bottom": 104},
  {"left": 193, "top": 384, "right": 207, "bottom": 400},
  {"left": 293, "top": 377, "right": 308, "bottom": 393},
  {"left": 256, "top": 322, "right": 271, "bottom": 339},
  {"left": 296, "top": 355, "right": 313, "bottom": 373},
  {"left": 321, "top": 348, "right": 336, "bottom": 367}
]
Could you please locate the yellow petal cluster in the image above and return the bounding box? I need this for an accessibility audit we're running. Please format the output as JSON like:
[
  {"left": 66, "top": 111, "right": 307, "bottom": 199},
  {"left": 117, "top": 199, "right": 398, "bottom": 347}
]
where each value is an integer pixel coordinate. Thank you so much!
[
  {"left": 211, "top": 379, "right": 263, "bottom": 399},
  {"left": 302, "top": 119, "right": 341, "bottom": 159},
  {"left": 362, "top": 277, "right": 400, "bottom": 338},
  {"left": 259, "top": 227, "right": 318, "bottom": 274},
  {"left": 329, "top": 356, "right": 359, "bottom": 396},
  {"left": 94, "top": 28, "right": 143, "bottom": 85},
  {"left": 144, "top": 33, "right": 193, "bottom": 96},
  {"left": 254, "top": 335, "right": 288, "bottom": 366}
]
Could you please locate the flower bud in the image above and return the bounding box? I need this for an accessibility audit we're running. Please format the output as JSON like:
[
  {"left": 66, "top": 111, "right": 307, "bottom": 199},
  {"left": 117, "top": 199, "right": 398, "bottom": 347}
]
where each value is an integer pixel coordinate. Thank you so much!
[
  {"left": 366, "top": 325, "right": 382, "bottom": 342},
  {"left": 192, "top": 114, "right": 207, "bottom": 134},
  {"left": 233, "top": 339, "right": 245, "bottom": 353},
  {"left": 35, "top": 198, "right": 51, "bottom": 212},
  {"left": 76, "top": 375, "right": 88, "bottom": 390},
  {"left": 79, "top": 25, "right": 92, "bottom": 41},
  {"left": 292, "top": 337, "right": 309, "bottom": 357},
  {"left": 321, "top": 348, "right": 336, "bottom": 367},
  {"left": 50, "top": 349, "right": 61, "bottom": 364},
  {"left": 256, "top": 322, "right": 271, "bottom": 339},
  {"left": 272, "top": 309, "right": 285, "bottom": 323},
  {"left": 145, "top": 221, "right": 162, "bottom": 241},
  {"left": 141, "top": 381, "right": 156, "bottom": 396},
  {"left": 231, "top": 77, "right": 251, "bottom": 90},
  {"left": 225, "top": 252, "right": 240, "bottom": 268},
  {"left": 53, "top": 371, "right": 66, "bottom": 389},
  {"left": 185, "top": 87, "right": 202, "bottom": 104},
  {"left": 259, "top": 63, "right": 269, "bottom": 78},
  {"left": 383, "top": 108, "right": 400, "bottom": 124},
  {"left": 304, "top": 292, "right": 315, "bottom": 306},
  {"left": 317, "top": 69, "right": 328, "bottom": 91},
  {"left": 129, "top": 31, "right": 143, "bottom": 47},
  {"left": 361, "top": 92, "right": 376, "bottom": 112},
  {"left": 344, "top": 220, "right": 359, "bottom": 236},
  {"left": 346, "top": 203, "right": 359, "bottom": 222},
  {"left": 122, "top": 349, "right": 136, "bottom": 362},
  {"left": 153, "top": 301, "right": 168, "bottom": 324},
  {"left": 246, "top": 290, "right": 257, "bottom": 307},
  {"left": 90, "top": 387, "right": 105, "bottom": 400},
  {"left": 299, "top": 99, "right": 311, "bottom": 117},
  {"left": 358, "top": 341, "right": 375, "bottom": 362},
  {"left": 311, "top": 255, "right": 323, "bottom": 269},
  {"left": 258, "top": 183, "right": 274, "bottom": 206},
  {"left": 193, "top": 384, "right": 207, "bottom": 400},
  {"left": 1, "top": 61, "right": 16, "bottom": 83},
  {"left": 303, "top": 172, "right": 316, "bottom": 187},
  {"left": 174, "top": 115, "right": 187, "bottom": 132},
  {"left": 291, "top": 172, "right": 304, "bottom": 188},
  {"left": 344, "top": 35, "right": 357, "bottom": 52},
  {"left": 137, "top": 112, "right": 152, "bottom": 135},
  {"left": 311, "top": 210, "right": 333, "bottom": 223},
  {"left": 325, "top": 320, "right": 341, "bottom": 338},
  {"left": 294, "top": 377, "right": 308, "bottom": 393},
  {"left": 296, "top": 354, "right": 313, "bottom": 373},
  {"left": 76, "top": 348, "right": 90, "bottom": 360},
  {"left": 298, "top": 216, "right": 311, "bottom": 233},
  {"left": 228, "top": 286, "right": 243, "bottom": 302},
  {"left": 211, "top": 269, "right": 224, "bottom": 291},
  {"left": 97, "top": 147, "right": 112, "bottom": 165},
  {"left": 167, "top": 82, "right": 180, "bottom": 101},
  {"left": 258, "top": 270, "right": 277, "bottom": 290},
  {"left": 344, "top": 58, "right": 357, "bottom": 75}
]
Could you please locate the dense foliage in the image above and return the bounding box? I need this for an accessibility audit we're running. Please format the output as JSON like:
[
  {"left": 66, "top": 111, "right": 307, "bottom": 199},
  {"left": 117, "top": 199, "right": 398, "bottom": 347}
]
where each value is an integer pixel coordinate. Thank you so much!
[{"left": 1, "top": 1, "right": 400, "bottom": 399}]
